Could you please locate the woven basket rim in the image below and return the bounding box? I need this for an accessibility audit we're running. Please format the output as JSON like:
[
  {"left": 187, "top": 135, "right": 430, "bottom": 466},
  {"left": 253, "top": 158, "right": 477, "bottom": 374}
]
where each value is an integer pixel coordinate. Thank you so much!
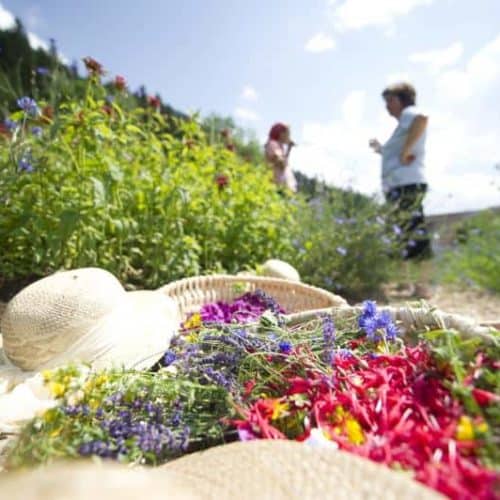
[{"left": 158, "top": 274, "right": 347, "bottom": 317}]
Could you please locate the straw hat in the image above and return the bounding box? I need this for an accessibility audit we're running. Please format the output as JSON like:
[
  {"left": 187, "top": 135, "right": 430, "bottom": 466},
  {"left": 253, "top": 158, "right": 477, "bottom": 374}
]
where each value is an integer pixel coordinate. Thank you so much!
[
  {"left": 162, "top": 440, "right": 442, "bottom": 499},
  {"left": 259, "top": 259, "right": 301, "bottom": 282},
  {"left": 0, "top": 441, "right": 442, "bottom": 499},
  {"left": 0, "top": 268, "right": 179, "bottom": 374},
  {"left": 0, "top": 460, "right": 197, "bottom": 500}
]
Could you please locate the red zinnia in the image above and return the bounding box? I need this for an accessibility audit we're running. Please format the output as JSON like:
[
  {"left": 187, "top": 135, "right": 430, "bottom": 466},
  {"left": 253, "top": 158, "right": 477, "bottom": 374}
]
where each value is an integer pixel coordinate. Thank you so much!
[
  {"left": 148, "top": 96, "right": 161, "bottom": 109},
  {"left": 114, "top": 75, "right": 126, "bottom": 91},
  {"left": 83, "top": 56, "right": 105, "bottom": 76},
  {"left": 215, "top": 173, "right": 229, "bottom": 189}
]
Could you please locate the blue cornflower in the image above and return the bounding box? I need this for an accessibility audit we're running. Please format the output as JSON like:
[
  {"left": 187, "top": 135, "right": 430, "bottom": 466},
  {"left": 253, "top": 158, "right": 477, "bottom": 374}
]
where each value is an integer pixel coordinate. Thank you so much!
[
  {"left": 278, "top": 340, "right": 292, "bottom": 354},
  {"left": 163, "top": 350, "right": 177, "bottom": 366},
  {"left": 393, "top": 224, "right": 403, "bottom": 236},
  {"left": 32, "top": 126, "right": 43, "bottom": 137},
  {"left": 18, "top": 158, "right": 34, "bottom": 172},
  {"left": 385, "top": 321, "right": 399, "bottom": 341},
  {"left": 17, "top": 96, "right": 39, "bottom": 115},
  {"left": 361, "top": 300, "right": 377, "bottom": 319},
  {"left": 36, "top": 66, "right": 50, "bottom": 75},
  {"left": 375, "top": 310, "right": 392, "bottom": 329},
  {"left": 4, "top": 118, "right": 17, "bottom": 131},
  {"left": 336, "top": 246, "right": 347, "bottom": 256},
  {"left": 361, "top": 315, "right": 379, "bottom": 341}
]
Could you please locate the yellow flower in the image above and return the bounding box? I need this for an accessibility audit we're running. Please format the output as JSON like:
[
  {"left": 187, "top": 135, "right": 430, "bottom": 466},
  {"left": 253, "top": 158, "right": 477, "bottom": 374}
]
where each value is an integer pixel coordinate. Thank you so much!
[
  {"left": 271, "top": 401, "right": 289, "bottom": 420},
  {"left": 89, "top": 398, "right": 100, "bottom": 410},
  {"left": 43, "top": 408, "right": 59, "bottom": 424},
  {"left": 42, "top": 369, "right": 53, "bottom": 382},
  {"left": 94, "top": 374, "right": 108, "bottom": 386},
  {"left": 476, "top": 421, "right": 489, "bottom": 434},
  {"left": 183, "top": 313, "right": 202, "bottom": 330},
  {"left": 48, "top": 382, "right": 66, "bottom": 398},
  {"left": 456, "top": 415, "right": 474, "bottom": 441},
  {"left": 345, "top": 418, "right": 365, "bottom": 445},
  {"left": 50, "top": 427, "right": 62, "bottom": 438}
]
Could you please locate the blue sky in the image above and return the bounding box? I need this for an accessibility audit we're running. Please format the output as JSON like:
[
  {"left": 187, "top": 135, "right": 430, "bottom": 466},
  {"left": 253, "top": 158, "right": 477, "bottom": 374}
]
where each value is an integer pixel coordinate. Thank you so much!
[{"left": 2, "top": 0, "right": 499, "bottom": 214}]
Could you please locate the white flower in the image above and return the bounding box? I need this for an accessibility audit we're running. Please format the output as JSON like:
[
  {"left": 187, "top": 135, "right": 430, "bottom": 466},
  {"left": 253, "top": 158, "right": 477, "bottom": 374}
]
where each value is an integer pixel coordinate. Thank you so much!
[{"left": 303, "top": 428, "right": 339, "bottom": 450}]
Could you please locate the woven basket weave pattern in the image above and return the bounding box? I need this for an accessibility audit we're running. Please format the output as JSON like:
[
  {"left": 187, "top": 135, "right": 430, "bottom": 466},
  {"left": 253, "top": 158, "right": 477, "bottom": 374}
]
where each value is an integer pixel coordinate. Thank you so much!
[{"left": 158, "top": 275, "right": 347, "bottom": 318}]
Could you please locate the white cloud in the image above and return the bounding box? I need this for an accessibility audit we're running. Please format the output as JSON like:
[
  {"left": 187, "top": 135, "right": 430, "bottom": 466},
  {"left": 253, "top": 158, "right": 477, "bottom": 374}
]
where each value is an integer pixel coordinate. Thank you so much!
[
  {"left": 436, "top": 34, "right": 500, "bottom": 100},
  {"left": 0, "top": 3, "right": 15, "bottom": 29},
  {"left": 330, "top": 0, "right": 434, "bottom": 32},
  {"left": 305, "top": 33, "right": 336, "bottom": 53},
  {"left": 409, "top": 42, "right": 463, "bottom": 73},
  {"left": 234, "top": 107, "right": 260, "bottom": 122},
  {"left": 241, "top": 85, "right": 258, "bottom": 101},
  {"left": 27, "top": 31, "right": 49, "bottom": 51}
]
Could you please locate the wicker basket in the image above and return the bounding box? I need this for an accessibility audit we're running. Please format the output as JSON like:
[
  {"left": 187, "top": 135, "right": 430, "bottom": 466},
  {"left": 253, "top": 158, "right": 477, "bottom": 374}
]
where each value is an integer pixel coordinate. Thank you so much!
[{"left": 158, "top": 275, "right": 347, "bottom": 319}]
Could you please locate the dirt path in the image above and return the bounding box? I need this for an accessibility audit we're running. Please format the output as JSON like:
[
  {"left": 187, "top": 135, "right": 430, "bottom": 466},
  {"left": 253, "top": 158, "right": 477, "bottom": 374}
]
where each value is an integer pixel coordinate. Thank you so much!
[{"left": 384, "top": 284, "right": 500, "bottom": 326}]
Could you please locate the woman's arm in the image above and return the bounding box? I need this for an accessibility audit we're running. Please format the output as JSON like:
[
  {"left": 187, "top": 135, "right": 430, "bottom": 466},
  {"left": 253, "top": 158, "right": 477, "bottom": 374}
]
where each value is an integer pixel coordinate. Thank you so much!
[{"left": 400, "top": 115, "right": 428, "bottom": 165}]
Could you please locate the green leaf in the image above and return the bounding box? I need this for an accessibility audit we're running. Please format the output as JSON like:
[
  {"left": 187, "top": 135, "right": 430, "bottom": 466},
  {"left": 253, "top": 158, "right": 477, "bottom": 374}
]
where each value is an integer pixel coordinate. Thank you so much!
[
  {"left": 59, "top": 209, "right": 80, "bottom": 241},
  {"left": 91, "top": 177, "right": 106, "bottom": 207}
]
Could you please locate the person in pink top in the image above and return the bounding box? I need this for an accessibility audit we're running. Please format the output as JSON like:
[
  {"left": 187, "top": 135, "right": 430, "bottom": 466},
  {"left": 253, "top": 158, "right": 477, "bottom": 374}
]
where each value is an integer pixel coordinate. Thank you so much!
[{"left": 264, "top": 123, "right": 297, "bottom": 193}]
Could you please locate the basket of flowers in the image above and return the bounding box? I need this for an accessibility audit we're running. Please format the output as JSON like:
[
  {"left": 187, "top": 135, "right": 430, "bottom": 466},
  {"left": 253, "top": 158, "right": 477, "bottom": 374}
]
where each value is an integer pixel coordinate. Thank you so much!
[
  {"left": 157, "top": 274, "right": 347, "bottom": 320},
  {"left": 3, "top": 272, "right": 499, "bottom": 499}
]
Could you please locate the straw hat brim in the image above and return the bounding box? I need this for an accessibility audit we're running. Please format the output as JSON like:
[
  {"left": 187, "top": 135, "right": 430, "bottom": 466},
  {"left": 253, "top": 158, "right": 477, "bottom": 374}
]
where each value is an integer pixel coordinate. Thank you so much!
[
  {"left": 0, "top": 440, "right": 443, "bottom": 499},
  {"left": 0, "top": 460, "right": 198, "bottom": 500},
  {"left": 162, "top": 440, "right": 443, "bottom": 499}
]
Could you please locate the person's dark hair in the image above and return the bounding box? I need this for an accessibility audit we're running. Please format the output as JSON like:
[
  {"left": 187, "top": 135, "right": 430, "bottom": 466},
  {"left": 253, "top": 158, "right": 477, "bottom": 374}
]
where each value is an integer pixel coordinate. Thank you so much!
[{"left": 382, "top": 82, "right": 416, "bottom": 107}]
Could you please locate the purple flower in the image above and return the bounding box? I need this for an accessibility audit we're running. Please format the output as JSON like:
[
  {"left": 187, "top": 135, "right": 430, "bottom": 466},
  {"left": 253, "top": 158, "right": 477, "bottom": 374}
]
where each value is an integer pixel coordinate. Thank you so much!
[
  {"left": 336, "top": 246, "right": 347, "bottom": 256},
  {"left": 32, "top": 126, "right": 43, "bottom": 137},
  {"left": 36, "top": 67, "right": 50, "bottom": 76},
  {"left": 163, "top": 350, "right": 176, "bottom": 366},
  {"left": 393, "top": 225, "right": 402, "bottom": 236},
  {"left": 18, "top": 158, "right": 34, "bottom": 172},
  {"left": 17, "top": 96, "right": 39, "bottom": 115},
  {"left": 4, "top": 118, "right": 17, "bottom": 131},
  {"left": 238, "top": 428, "right": 256, "bottom": 441},
  {"left": 334, "top": 217, "right": 345, "bottom": 224}
]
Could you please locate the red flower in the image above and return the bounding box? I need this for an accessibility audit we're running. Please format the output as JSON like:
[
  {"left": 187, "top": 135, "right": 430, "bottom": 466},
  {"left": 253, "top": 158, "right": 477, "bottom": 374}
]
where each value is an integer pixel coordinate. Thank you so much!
[
  {"left": 215, "top": 173, "right": 229, "bottom": 189},
  {"left": 472, "top": 388, "right": 500, "bottom": 406},
  {"left": 226, "top": 143, "right": 236, "bottom": 152},
  {"left": 83, "top": 56, "right": 105, "bottom": 76},
  {"left": 101, "top": 104, "right": 114, "bottom": 117},
  {"left": 148, "top": 96, "right": 161, "bottom": 109},
  {"left": 114, "top": 75, "right": 127, "bottom": 91}
]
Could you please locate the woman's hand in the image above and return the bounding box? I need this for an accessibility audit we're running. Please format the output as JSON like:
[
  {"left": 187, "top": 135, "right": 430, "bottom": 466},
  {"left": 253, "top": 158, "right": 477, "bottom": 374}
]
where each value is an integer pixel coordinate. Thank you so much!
[{"left": 369, "top": 138, "right": 382, "bottom": 154}]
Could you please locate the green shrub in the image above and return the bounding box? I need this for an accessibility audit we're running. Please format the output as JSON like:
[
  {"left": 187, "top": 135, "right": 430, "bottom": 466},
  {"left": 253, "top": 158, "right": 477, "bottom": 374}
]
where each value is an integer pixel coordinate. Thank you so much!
[
  {"left": 442, "top": 210, "right": 500, "bottom": 293},
  {"left": 294, "top": 193, "right": 396, "bottom": 302},
  {"left": 0, "top": 78, "right": 296, "bottom": 288}
]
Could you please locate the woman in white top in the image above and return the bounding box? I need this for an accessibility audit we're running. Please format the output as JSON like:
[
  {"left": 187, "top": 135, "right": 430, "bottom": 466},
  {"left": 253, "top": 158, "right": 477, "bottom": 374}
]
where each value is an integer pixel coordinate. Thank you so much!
[{"left": 369, "top": 82, "right": 431, "bottom": 261}]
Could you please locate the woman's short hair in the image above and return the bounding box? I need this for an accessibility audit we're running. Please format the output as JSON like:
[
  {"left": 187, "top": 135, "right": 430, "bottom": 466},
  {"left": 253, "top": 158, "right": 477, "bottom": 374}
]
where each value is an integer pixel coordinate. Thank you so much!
[{"left": 382, "top": 82, "right": 416, "bottom": 107}]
